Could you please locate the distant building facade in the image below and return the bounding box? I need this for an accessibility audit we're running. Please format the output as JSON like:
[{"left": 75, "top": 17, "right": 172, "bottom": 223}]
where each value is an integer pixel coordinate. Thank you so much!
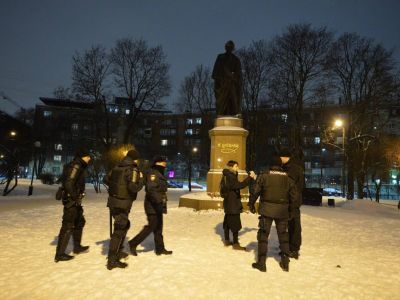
[{"left": 32, "top": 97, "right": 400, "bottom": 197}]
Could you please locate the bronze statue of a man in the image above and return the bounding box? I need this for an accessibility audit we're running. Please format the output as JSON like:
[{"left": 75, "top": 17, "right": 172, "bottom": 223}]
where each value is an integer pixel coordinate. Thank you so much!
[{"left": 212, "top": 40, "right": 242, "bottom": 117}]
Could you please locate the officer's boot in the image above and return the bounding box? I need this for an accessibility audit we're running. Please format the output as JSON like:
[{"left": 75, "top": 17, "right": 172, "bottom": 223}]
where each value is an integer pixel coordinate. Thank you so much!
[
  {"left": 72, "top": 229, "right": 89, "bottom": 254},
  {"left": 223, "top": 228, "right": 232, "bottom": 246},
  {"left": 128, "top": 239, "right": 138, "bottom": 256},
  {"left": 155, "top": 245, "right": 173, "bottom": 255},
  {"left": 107, "top": 256, "right": 128, "bottom": 270},
  {"left": 279, "top": 254, "right": 290, "bottom": 272},
  {"left": 252, "top": 255, "right": 267, "bottom": 272},
  {"left": 107, "top": 235, "right": 128, "bottom": 270},
  {"left": 117, "top": 233, "right": 129, "bottom": 259},
  {"left": 289, "top": 250, "right": 299, "bottom": 259},
  {"left": 55, "top": 230, "right": 74, "bottom": 262},
  {"left": 232, "top": 232, "right": 246, "bottom": 251}
]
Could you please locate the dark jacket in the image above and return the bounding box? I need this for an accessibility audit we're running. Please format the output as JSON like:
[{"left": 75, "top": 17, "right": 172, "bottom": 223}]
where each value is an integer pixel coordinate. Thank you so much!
[
  {"left": 249, "top": 167, "right": 299, "bottom": 219},
  {"left": 105, "top": 156, "right": 144, "bottom": 210},
  {"left": 222, "top": 167, "right": 251, "bottom": 214},
  {"left": 144, "top": 165, "right": 168, "bottom": 215},
  {"left": 283, "top": 159, "right": 304, "bottom": 207},
  {"left": 61, "top": 157, "right": 88, "bottom": 206}
]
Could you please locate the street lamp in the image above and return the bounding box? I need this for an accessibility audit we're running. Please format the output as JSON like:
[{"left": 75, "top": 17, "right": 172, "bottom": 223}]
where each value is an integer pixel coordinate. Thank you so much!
[
  {"left": 334, "top": 118, "right": 345, "bottom": 198},
  {"left": 188, "top": 147, "right": 198, "bottom": 192},
  {"left": 28, "top": 141, "right": 41, "bottom": 196},
  {"left": 9, "top": 130, "right": 17, "bottom": 138}
]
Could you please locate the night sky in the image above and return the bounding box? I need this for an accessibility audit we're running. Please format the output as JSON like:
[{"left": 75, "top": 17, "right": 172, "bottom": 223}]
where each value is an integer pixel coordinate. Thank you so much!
[{"left": 1, "top": 0, "right": 399, "bottom": 114}]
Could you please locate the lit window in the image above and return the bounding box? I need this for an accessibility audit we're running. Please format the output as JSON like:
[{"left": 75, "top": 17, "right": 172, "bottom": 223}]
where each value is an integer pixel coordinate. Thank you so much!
[
  {"left": 71, "top": 123, "right": 79, "bottom": 130},
  {"left": 43, "top": 111, "right": 52, "bottom": 117},
  {"left": 314, "top": 137, "right": 321, "bottom": 144},
  {"left": 54, "top": 144, "right": 63, "bottom": 151},
  {"left": 186, "top": 119, "right": 193, "bottom": 125},
  {"left": 54, "top": 155, "right": 62, "bottom": 162},
  {"left": 125, "top": 109, "right": 130, "bottom": 115},
  {"left": 185, "top": 129, "right": 193, "bottom": 135},
  {"left": 161, "top": 139, "right": 168, "bottom": 146},
  {"left": 281, "top": 114, "right": 288, "bottom": 122},
  {"left": 195, "top": 118, "right": 202, "bottom": 124}
]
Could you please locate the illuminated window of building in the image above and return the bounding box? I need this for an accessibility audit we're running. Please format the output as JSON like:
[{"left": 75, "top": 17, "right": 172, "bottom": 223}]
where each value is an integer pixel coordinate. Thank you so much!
[
  {"left": 314, "top": 137, "right": 321, "bottom": 144},
  {"left": 43, "top": 111, "right": 52, "bottom": 117},
  {"left": 281, "top": 114, "right": 288, "bottom": 122},
  {"left": 161, "top": 139, "right": 168, "bottom": 146},
  {"left": 185, "top": 129, "right": 193, "bottom": 135},
  {"left": 54, "top": 144, "right": 63, "bottom": 151},
  {"left": 54, "top": 155, "right": 62, "bottom": 162},
  {"left": 71, "top": 123, "right": 79, "bottom": 130},
  {"left": 125, "top": 109, "right": 130, "bottom": 115},
  {"left": 195, "top": 118, "right": 202, "bottom": 124},
  {"left": 186, "top": 119, "right": 193, "bottom": 125}
]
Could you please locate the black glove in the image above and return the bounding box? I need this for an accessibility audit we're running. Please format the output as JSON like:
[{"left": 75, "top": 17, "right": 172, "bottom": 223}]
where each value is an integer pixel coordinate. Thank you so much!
[{"left": 248, "top": 202, "right": 256, "bottom": 214}]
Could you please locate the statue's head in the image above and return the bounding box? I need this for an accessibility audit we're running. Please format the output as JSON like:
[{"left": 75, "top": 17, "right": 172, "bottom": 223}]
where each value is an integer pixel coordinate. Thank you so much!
[{"left": 225, "top": 40, "right": 235, "bottom": 53}]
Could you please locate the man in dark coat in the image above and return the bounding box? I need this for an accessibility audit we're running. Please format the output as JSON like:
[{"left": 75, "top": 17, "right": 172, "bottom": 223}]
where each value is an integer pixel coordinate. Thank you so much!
[
  {"left": 248, "top": 155, "right": 299, "bottom": 272},
  {"left": 221, "top": 160, "right": 256, "bottom": 250},
  {"left": 128, "top": 155, "right": 173, "bottom": 256},
  {"left": 54, "top": 148, "right": 91, "bottom": 262},
  {"left": 104, "top": 149, "right": 144, "bottom": 270},
  {"left": 212, "top": 40, "right": 242, "bottom": 117},
  {"left": 279, "top": 148, "right": 304, "bottom": 259}
]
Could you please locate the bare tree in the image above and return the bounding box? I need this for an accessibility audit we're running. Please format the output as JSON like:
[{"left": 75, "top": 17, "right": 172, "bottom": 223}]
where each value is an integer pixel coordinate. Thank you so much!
[
  {"left": 237, "top": 40, "right": 271, "bottom": 168},
  {"left": 53, "top": 86, "right": 75, "bottom": 100},
  {"left": 177, "top": 64, "right": 214, "bottom": 114},
  {"left": 326, "top": 32, "right": 398, "bottom": 198},
  {"left": 110, "top": 38, "right": 171, "bottom": 143},
  {"left": 71, "top": 45, "right": 113, "bottom": 150},
  {"left": 14, "top": 107, "right": 35, "bottom": 126},
  {"left": 177, "top": 64, "right": 215, "bottom": 172},
  {"left": 268, "top": 23, "right": 333, "bottom": 161}
]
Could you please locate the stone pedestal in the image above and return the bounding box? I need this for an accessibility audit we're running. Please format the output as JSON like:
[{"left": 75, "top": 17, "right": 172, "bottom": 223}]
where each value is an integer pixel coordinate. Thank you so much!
[
  {"left": 207, "top": 117, "right": 249, "bottom": 196},
  {"left": 179, "top": 117, "right": 249, "bottom": 210}
]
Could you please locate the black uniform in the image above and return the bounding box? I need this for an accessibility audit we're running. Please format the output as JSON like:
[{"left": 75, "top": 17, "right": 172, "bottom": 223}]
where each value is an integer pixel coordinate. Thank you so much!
[
  {"left": 55, "top": 157, "right": 89, "bottom": 260},
  {"left": 283, "top": 159, "right": 304, "bottom": 255},
  {"left": 221, "top": 167, "right": 251, "bottom": 245},
  {"left": 128, "top": 164, "right": 170, "bottom": 254},
  {"left": 105, "top": 156, "right": 144, "bottom": 264},
  {"left": 249, "top": 166, "right": 298, "bottom": 271}
]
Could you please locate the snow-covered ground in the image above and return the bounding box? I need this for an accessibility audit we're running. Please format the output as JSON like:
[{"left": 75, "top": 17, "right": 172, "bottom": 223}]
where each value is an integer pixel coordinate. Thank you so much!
[{"left": 0, "top": 180, "right": 399, "bottom": 299}]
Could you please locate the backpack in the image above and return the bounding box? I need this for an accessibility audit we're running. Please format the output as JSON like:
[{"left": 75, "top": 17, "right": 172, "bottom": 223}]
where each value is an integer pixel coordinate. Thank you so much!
[{"left": 219, "top": 175, "right": 229, "bottom": 198}]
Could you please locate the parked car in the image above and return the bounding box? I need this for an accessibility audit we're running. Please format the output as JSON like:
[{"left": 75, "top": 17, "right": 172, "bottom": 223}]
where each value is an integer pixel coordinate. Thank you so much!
[
  {"left": 322, "top": 187, "right": 341, "bottom": 196},
  {"left": 167, "top": 181, "right": 183, "bottom": 188},
  {"left": 190, "top": 182, "right": 204, "bottom": 189}
]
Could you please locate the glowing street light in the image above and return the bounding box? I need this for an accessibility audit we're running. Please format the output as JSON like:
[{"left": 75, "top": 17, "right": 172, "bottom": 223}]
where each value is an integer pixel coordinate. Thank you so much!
[
  {"left": 333, "top": 118, "right": 346, "bottom": 198},
  {"left": 9, "top": 130, "right": 17, "bottom": 137},
  {"left": 334, "top": 119, "right": 343, "bottom": 128}
]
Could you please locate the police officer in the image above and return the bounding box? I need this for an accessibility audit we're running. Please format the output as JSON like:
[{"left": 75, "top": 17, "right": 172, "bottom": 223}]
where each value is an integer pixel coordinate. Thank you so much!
[
  {"left": 105, "top": 149, "right": 144, "bottom": 270},
  {"left": 54, "top": 148, "right": 91, "bottom": 262},
  {"left": 279, "top": 148, "right": 304, "bottom": 259},
  {"left": 248, "top": 155, "right": 298, "bottom": 272},
  {"left": 128, "top": 155, "right": 172, "bottom": 256}
]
